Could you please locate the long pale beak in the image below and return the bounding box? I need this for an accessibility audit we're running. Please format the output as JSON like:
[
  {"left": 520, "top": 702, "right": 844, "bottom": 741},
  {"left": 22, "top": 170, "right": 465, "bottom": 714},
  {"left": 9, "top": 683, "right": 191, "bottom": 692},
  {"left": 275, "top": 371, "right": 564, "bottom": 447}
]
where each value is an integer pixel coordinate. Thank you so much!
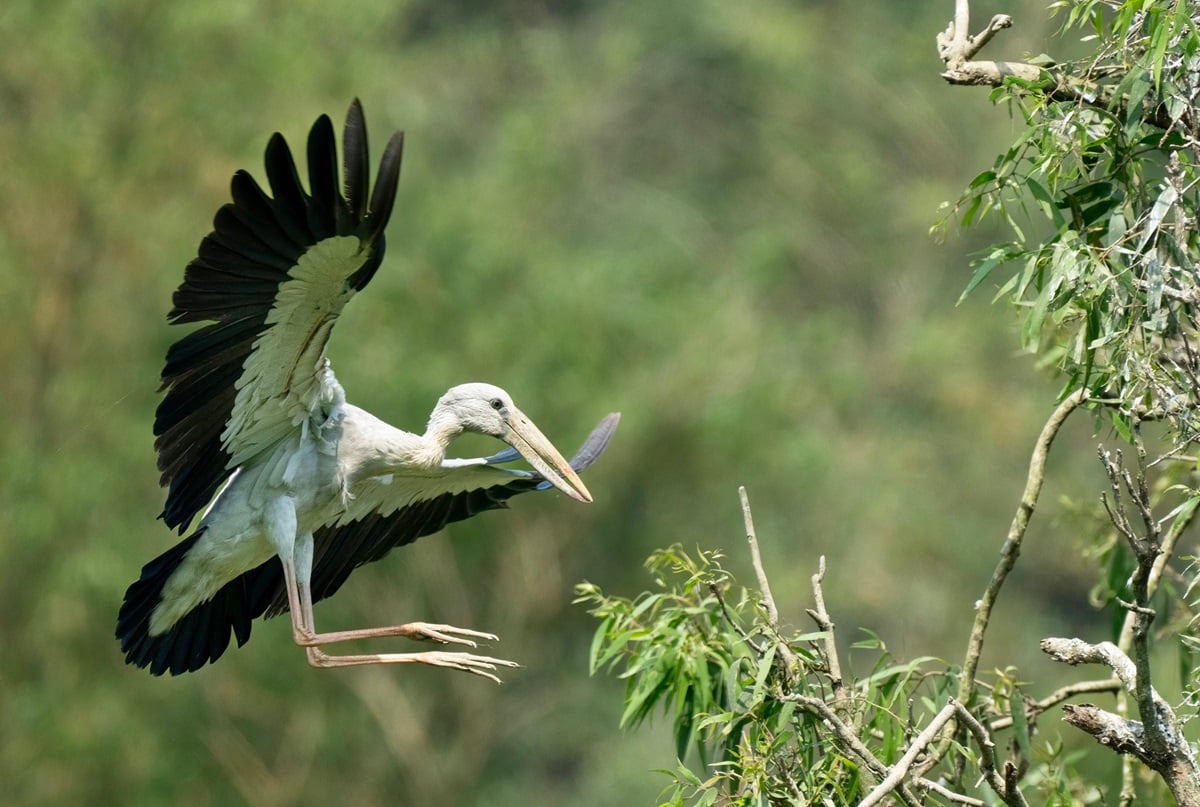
[{"left": 503, "top": 408, "right": 593, "bottom": 503}]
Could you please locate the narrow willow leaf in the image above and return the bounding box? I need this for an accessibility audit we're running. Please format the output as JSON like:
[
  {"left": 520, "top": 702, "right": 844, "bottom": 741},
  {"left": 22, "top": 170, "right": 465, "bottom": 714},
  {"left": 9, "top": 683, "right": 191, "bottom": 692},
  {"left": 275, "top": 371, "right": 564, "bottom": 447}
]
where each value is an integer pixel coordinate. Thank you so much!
[
  {"left": 1146, "top": 256, "right": 1164, "bottom": 313},
  {"left": 749, "top": 645, "right": 777, "bottom": 706},
  {"left": 959, "top": 251, "right": 1008, "bottom": 303},
  {"left": 1104, "top": 210, "right": 1128, "bottom": 248},
  {"left": 1026, "top": 176, "right": 1067, "bottom": 231},
  {"left": 590, "top": 615, "right": 614, "bottom": 673},
  {"left": 1136, "top": 184, "right": 1178, "bottom": 253}
]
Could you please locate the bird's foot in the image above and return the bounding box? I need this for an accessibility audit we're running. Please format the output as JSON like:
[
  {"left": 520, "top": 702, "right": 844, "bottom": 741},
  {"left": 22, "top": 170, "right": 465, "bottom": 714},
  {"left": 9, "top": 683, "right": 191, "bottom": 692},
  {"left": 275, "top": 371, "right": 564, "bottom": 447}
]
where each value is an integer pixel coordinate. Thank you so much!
[
  {"left": 306, "top": 647, "right": 520, "bottom": 683},
  {"left": 413, "top": 651, "right": 520, "bottom": 683},
  {"left": 399, "top": 622, "right": 500, "bottom": 647}
]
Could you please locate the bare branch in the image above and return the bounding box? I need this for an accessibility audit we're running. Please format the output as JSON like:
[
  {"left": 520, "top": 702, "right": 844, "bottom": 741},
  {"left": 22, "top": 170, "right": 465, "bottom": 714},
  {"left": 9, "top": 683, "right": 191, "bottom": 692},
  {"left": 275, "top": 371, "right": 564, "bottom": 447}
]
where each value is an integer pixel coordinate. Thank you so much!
[
  {"left": 951, "top": 700, "right": 1030, "bottom": 807},
  {"left": 1041, "top": 638, "right": 1138, "bottom": 689},
  {"left": 859, "top": 702, "right": 959, "bottom": 807},
  {"left": 1118, "top": 474, "right": 1199, "bottom": 653},
  {"left": 740, "top": 486, "right": 778, "bottom": 624},
  {"left": 916, "top": 778, "right": 986, "bottom": 806},
  {"left": 958, "top": 389, "right": 1086, "bottom": 701},
  {"left": 1042, "top": 637, "right": 1200, "bottom": 804},
  {"left": 988, "top": 678, "right": 1122, "bottom": 731},
  {"left": 805, "top": 555, "right": 846, "bottom": 708},
  {"left": 738, "top": 486, "right": 801, "bottom": 679},
  {"left": 1061, "top": 703, "right": 1148, "bottom": 757},
  {"left": 936, "top": 1, "right": 1040, "bottom": 84},
  {"left": 935, "top": 1, "right": 1186, "bottom": 130}
]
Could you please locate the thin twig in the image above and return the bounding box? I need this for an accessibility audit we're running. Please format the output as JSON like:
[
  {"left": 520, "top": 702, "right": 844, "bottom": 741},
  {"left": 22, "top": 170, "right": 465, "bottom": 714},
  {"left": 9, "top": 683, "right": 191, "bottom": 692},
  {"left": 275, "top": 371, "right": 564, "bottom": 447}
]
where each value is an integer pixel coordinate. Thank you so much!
[
  {"left": 917, "top": 777, "right": 986, "bottom": 806},
  {"left": 951, "top": 700, "right": 1030, "bottom": 807},
  {"left": 987, "top": 678, "right": 1122, "bottom": 731},
  {"left": 738, "top": 486, "right": 800, "bottom": 679},
  {"left": 740, "top": 486, "right": 779, "bottom": 624},
  {"left": 708, "top": 582, "right": 759, "bottom": 650},
  {"left": 806, "top": 555, "right": 846, "bottom": 708},
  {"left": 859, "top": 702, "right": 959, "bottom": 807},
  {"left": 1118, "top": 487, "right": 1199, "bottom": 652}
]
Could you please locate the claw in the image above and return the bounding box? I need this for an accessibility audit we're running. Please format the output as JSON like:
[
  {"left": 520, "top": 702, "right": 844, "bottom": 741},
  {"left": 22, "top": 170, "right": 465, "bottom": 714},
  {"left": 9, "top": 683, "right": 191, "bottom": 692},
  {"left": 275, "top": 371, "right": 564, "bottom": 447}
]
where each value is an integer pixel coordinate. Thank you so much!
[
  {"left": 405, "top": 622, "right": 501, "bottom": 646},
  {"left": 418, "top": 651, "right": 521, "bottom": 683}
]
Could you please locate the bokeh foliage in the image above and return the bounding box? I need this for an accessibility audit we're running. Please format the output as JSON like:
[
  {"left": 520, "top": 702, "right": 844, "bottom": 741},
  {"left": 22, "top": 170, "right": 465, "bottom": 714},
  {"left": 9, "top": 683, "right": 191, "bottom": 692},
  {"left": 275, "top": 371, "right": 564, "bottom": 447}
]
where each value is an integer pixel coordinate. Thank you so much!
[{"left": 0, "top": 1, "right": 1121, "bottom": 804}]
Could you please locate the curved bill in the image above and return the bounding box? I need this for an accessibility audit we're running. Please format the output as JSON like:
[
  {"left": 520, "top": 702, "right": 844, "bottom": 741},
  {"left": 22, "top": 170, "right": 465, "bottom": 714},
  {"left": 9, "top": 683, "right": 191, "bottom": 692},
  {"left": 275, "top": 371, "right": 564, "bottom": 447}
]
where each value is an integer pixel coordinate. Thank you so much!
[{"left": 502, "top": 408, "right": 593, "bottom": 503}]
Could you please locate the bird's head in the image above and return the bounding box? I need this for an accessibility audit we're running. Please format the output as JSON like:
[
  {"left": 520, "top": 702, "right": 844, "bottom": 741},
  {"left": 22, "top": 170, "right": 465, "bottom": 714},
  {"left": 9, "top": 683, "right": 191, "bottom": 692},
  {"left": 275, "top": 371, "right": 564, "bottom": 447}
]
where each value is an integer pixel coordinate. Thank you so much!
[{"left": 435, "top": 383, "right": 593, "bottom": 503}]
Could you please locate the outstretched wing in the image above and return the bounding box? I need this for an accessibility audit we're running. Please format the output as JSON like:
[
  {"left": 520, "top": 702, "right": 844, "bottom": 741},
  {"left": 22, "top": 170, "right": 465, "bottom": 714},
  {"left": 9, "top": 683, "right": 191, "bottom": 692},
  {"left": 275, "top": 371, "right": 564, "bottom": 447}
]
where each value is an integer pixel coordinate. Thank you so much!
[
  {"left": 154, "top": 100, "right": 404, "bottom": 532},
  {"left": 264, "top": 412, "right": 621, "bottom": 615}
]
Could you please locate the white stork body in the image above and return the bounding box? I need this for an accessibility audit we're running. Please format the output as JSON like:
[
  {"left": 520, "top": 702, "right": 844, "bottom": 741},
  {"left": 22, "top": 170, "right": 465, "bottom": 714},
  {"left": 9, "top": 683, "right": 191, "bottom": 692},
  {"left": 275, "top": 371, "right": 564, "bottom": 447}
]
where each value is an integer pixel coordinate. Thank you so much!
[{"left": 116, "top": 101, "right": 617, "bottom": 679}]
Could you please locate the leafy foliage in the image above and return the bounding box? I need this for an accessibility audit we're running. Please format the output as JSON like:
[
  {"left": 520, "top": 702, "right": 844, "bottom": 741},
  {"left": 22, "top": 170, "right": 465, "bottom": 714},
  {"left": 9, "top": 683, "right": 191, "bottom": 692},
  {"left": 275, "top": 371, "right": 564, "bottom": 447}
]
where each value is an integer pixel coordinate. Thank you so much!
[
  {"left": 949, "top": 1, "right": 1200, "bottom": 431},
  {"left": 578, "top": 541, "right": 1115, "bottom": 805}
]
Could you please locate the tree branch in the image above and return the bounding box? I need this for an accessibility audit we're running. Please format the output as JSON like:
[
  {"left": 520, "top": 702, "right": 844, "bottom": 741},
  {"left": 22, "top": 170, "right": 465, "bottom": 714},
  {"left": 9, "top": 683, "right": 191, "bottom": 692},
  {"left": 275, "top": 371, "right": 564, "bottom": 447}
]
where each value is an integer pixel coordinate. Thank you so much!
[
  {"left": 936, "top": 1, "right": 1186, "bottom": 131},
  {"left": 805, "top": 555, "right": 846, "bottom": 709},
  {"left": 987, "top": 678, "right": 1122, "bottom": 731},
  {"left": 958, "top": 389, "right": 1086, "bottom": 703},
  {"left": 936, "top": 1, "right": 1041, "bottom": 84},
  {"left": 738, "top": 486, "right": 801, "bottom": 680},
  {"left": 1041, "top": 637, "right": 1200, "bottom": 805}
]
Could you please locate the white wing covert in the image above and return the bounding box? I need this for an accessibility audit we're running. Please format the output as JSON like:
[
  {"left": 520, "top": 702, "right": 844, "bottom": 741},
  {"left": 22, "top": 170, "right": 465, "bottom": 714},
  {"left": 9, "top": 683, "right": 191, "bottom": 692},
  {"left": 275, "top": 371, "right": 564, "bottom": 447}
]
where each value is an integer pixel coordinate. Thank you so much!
[{"left": 154, "top": 100, "right": 404, "bottom": 532}]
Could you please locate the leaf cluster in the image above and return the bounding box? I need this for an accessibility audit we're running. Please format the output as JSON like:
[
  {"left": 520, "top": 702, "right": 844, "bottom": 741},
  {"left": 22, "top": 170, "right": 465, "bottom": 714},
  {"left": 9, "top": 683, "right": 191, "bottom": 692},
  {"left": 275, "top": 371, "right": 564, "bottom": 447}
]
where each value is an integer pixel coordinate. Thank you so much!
[
  {"left": 577, "top": 547, "right": 1027, "bottom": 806},
  {"left": 953, "top": 1, "right": 1200, "bottom": 436}
]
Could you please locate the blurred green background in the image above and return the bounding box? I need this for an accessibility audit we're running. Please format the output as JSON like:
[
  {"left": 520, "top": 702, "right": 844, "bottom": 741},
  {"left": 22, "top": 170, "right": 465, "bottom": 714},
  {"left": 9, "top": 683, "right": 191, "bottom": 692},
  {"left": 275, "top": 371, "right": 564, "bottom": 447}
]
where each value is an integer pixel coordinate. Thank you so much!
[{"left": 0, "top": 1, "right": 1125, "bottom": 804}]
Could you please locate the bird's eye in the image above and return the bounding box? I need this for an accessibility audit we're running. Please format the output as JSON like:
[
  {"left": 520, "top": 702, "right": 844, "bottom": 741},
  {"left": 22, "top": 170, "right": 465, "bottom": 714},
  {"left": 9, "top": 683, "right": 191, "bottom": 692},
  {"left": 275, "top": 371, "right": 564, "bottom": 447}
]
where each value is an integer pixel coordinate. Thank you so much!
[{"left": 490, "top": 398, "right": 504, "bottom": 410}]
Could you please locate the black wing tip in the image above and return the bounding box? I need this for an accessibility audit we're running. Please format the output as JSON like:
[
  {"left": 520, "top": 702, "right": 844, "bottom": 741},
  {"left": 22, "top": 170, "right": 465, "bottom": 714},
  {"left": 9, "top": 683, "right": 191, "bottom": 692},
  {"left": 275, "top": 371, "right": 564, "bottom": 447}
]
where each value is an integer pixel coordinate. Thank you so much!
[{"left": 366, "top": 130, "right": 404, "bottom": 229}]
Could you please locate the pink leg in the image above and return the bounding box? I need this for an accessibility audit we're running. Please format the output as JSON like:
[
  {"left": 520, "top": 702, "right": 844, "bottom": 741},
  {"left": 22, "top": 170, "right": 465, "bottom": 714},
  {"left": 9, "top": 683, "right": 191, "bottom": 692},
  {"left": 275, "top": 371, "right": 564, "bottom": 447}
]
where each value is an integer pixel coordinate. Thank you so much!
[{"left": 278, "top": 548, "right": 518, "bottom": 682}]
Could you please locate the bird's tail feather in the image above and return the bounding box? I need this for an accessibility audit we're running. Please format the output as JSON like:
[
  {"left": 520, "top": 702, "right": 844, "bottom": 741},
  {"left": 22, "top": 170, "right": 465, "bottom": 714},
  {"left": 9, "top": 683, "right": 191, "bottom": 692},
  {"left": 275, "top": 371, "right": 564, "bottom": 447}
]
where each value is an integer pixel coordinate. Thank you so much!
[{"left": 115, "top": 528, "right": 276, "bottom": 675}]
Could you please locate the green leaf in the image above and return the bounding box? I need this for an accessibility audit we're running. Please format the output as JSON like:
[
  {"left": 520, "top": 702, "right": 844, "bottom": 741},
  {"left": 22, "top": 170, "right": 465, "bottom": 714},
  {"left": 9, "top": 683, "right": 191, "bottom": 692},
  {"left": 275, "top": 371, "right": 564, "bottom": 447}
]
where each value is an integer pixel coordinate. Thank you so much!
[
  {"left": 621, "top": 664, "right": 670, "bottom": 728},
  {"left": 673, "top": 762, "right": 703, "bottom": 788},
  {"left": 1026, "top": 176, "right": 1067, "bottom": 231},
  {"left": 1110, "top": 410, "right": 1134, "bottom": 445},
  {"left": 959, "top": 250, "right": 1009, "bottom": 303},
  {"left": 590, "top": 615, "right": 614, "bottom": 673},
  {"left": 749, "top": 645, "right": 777, "bottom": 706},
  {"left": 1136, "top": 184, "right": 1178, "bottom": 254}
]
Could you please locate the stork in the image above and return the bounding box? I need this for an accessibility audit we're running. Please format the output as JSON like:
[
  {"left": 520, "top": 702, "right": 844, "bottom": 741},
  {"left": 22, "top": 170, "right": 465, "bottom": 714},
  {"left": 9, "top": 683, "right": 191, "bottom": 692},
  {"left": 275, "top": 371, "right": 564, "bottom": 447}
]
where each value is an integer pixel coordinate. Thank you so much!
[{"left": 116, "top": 100, "right": 618, "bottom": 681}]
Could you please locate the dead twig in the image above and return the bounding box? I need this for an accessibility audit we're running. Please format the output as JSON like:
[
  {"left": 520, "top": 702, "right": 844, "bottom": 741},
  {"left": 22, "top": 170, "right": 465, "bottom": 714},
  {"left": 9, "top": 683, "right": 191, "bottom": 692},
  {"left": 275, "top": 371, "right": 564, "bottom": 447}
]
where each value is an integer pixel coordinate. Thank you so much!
[{"left": 738, "top": 486, "right": 800, "bottom": 680}]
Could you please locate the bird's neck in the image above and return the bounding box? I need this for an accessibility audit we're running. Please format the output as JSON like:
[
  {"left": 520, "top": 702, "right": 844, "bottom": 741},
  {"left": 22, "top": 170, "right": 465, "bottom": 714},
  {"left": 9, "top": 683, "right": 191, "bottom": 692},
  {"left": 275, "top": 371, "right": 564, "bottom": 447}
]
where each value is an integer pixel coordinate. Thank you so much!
[
  {"left": 339, "top": 404, "right": 449, "bottom": 481},
  {"left": 422, "top": 406, "right": 463, "bottom": 449}
]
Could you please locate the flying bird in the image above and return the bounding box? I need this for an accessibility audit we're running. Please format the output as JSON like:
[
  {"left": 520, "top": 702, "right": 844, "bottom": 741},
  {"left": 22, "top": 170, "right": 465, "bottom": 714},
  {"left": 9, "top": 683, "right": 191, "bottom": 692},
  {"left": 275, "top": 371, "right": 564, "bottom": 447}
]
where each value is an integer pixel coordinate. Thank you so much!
[{"left": 116, "top": 100, "right": 617, "bottom": 681}]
